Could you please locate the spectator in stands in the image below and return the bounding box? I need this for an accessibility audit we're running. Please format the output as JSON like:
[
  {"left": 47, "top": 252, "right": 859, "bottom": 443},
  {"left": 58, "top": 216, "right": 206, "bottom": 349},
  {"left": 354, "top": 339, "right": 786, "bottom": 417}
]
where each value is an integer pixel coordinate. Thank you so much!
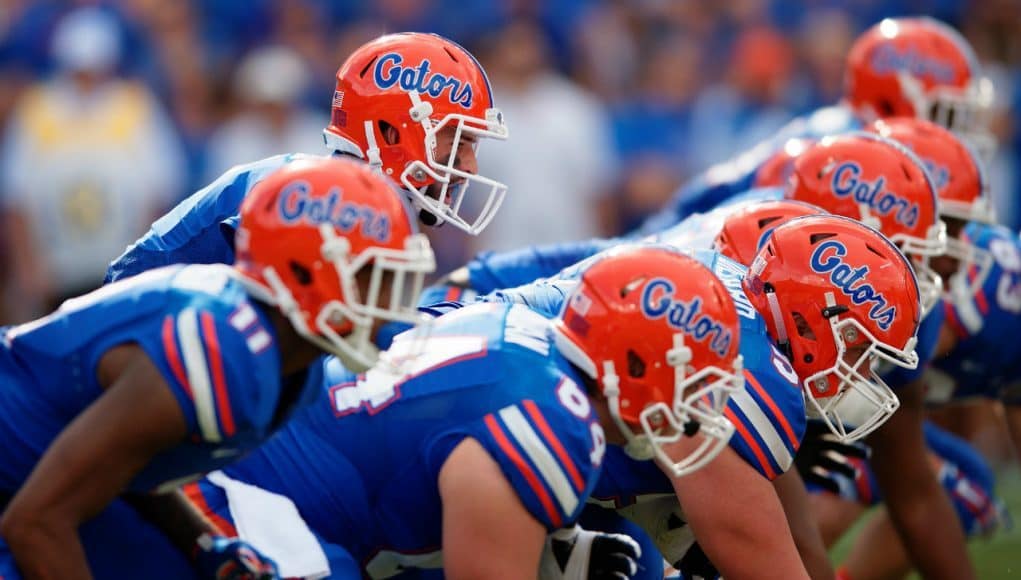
[
  {"left": 0, "top": 7, "right": 185, "bottom": 320},
  {"left": 203, "top": 45, "right": 325, "bottom": 179}
]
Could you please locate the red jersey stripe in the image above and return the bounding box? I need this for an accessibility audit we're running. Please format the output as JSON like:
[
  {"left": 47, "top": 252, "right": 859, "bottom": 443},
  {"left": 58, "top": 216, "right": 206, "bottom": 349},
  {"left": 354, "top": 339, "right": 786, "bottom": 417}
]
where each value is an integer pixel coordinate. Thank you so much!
[
  {"left": 200, "top": 312, "right": 236, "bottom": 437},
  {"left": 724, "top": 407, "right": 777, "bottom": 480},
  {"left": 522, "top": 400, "right": 585, "bottom": 493},
  {"left": 162, "top": 315, "right": 192, "bottom": 399},
  {"left": 744, "top": 370, "right": 799, "bottom": 450},
  {"left": 182, "top": 482, "right": 238, "bottom": 537},
  {"left": 484, "top": 414, "right": 562, "bottom": 528}
]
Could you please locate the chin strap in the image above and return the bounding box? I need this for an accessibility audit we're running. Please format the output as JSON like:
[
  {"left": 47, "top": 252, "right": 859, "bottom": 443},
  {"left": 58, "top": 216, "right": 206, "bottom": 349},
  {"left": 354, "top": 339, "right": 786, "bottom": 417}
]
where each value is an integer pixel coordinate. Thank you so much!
[
  {"left": 362, "top": 120, "right": 383, "bottom": 171},
  {"left": 765, "top": 288, "right": 789, "bottom": 346},
  {"left": 666, "top": 333, "right": 692, "bottom": 391}
]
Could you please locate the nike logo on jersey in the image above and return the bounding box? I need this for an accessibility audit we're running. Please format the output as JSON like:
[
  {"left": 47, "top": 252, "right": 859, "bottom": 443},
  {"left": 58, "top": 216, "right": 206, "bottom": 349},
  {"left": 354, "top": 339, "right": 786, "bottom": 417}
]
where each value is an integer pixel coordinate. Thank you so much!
[
  {"left": 640, "top": 278, "right": 734, "bottom": 356},
  {"left": 278, "top": 181, "right": 391, "bottom": 243},
  {"left": 373, "top": 53, "right": 474, "bottom": 108},
  {"left": 810, "top": 240, "right": 896, "bottom": 331},
  {"left": 830, "top": 162, "right": 920, "bottom": 227}
]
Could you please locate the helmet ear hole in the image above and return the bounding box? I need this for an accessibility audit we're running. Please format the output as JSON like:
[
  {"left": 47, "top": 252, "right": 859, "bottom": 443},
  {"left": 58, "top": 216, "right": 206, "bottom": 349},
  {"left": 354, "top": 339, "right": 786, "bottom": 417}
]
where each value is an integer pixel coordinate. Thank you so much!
[
  {"left": 878, "top": 99, "right": 896, "bottom": 116},
  {"left": 791, "top": 312, "right": 817, "bottom": 340},
  {"left": 289, "top": 261, "right": 313, "bottom": 286},
  {"left": 378, "top": 121, "right": 401, "bottom": 145},
  {"left": 627, "top": 349, "right": 647, "bottom": 379}
]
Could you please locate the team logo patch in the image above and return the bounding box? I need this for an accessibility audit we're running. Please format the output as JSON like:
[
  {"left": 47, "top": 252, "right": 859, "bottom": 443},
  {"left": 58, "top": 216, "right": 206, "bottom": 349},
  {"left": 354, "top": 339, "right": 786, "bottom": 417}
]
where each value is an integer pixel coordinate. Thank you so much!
[
  {"left": 640, "top": 278, "right": 733, "bottom": 356},
  {"left": 278, "top": 180, "right": 391, "bottom": 242},
  {"left": 830, "top": 161, "right": 920, "bottom": 227},
  {"left": 810, "top": 240, "right": 896, "bottom": 330},
  {"left": 869, "top": 44, "right": 957, "bottom": 84},
  {"left": 373, "top": 52, "right": 473, "bottom": 108}
]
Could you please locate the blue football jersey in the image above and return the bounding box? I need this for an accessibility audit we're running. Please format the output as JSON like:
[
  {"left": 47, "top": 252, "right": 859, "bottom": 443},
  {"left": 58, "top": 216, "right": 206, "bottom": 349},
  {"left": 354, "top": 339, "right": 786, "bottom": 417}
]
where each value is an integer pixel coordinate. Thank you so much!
[
  {"left": 218, "top": 302, "right": 606, "bottom": 574},
  {"left": 635, "top": 105, "right": 861, "bottom": 235},
  {"left": 931, "top": 223, "right": 1021, "bottom": 402},
  {"left": 105, "top": 153, "right": 322, "bottom": 283},
  {"left": 466, "top": 238, "right": 620, "bottom": 295},
  {"left": 460, "top": 188, "right": 784, "bottom": 296},
  {"left": 479, "top": 247, "right": 806, "bottom": 482},
  {"left": 0, "top": 264, "right": 321, "bottom": 493}
]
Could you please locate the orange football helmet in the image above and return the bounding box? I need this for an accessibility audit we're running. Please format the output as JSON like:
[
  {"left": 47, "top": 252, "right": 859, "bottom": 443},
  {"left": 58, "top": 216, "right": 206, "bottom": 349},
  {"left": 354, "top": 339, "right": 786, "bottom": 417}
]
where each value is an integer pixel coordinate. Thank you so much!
[
  {"left": 867, "top": 116, "right": 995, "bottom": 300},
  {"left": 714, "top": 200, "right": 826, "bottom": 266},
  {"left": 845, "top": 17, "right": 994, "bottom": 158},
  {"left": 743, "top": 215, "right": 921, "bottom": 441},
  {"left": 323, "top": 32, "right": 509, "bottom": 235},
  {"left": 235, "top": 157, "right": 436, "bottom": 371},
  {"left": 753, "top": 138, "right": 817, "bottom": 189},
  {"left": 552, "top": 245, "right": 744, "bottom": 477},
  {"left": 785, "top": 132, "right": 946, "bottom": 314}
]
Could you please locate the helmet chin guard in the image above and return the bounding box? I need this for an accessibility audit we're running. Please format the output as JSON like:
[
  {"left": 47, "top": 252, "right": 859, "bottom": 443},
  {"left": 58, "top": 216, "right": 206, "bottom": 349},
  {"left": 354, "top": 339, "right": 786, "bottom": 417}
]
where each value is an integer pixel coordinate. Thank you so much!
[
  {"left": 600, "top": 334, "right": 743, "bottom": 478},
  {"left": 801, "top": 293, "right": 916, "bottom": 442}
]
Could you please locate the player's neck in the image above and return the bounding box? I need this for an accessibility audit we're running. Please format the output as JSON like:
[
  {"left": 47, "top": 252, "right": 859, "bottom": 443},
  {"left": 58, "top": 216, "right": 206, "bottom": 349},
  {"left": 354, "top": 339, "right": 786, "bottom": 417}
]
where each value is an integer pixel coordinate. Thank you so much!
[{"left": 263, "top": 307, "right": 323, "bottom": 375}]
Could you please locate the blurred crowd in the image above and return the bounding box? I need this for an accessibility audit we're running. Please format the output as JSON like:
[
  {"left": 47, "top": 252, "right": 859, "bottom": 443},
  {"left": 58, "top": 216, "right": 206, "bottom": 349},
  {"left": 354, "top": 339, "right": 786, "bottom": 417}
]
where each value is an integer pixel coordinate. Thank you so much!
[{"left": 0, "top": 0, "right": 1020, "bottom": 324}]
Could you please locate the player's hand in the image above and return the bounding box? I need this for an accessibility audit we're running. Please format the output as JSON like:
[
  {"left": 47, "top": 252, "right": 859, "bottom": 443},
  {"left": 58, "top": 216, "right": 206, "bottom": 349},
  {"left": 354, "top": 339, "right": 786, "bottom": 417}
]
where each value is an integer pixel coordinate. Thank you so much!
[
  {"left": 194, "top": 534, "right": 279, "bottom": 580},
  {"left": 794, "top": 420, "right": 871, "bottom": 498},
  {"left": 540, "top": 524, "right": 642, "bottom": 579}
]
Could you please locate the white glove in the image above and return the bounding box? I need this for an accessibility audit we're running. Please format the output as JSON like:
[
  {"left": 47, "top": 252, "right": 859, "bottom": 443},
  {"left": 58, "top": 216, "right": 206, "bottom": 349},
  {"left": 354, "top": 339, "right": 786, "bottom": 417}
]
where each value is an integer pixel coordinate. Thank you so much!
[{"left": 539, "top": 524, "right": 642, "bottom": 580}]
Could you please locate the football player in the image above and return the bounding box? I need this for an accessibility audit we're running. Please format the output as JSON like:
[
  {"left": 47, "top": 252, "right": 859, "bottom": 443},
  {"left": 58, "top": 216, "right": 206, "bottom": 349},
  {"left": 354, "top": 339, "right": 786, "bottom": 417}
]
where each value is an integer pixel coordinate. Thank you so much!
[
  {"left": 464, "top": 214, "right": 922, "bottom": 579},
  {"left": 182, "top": 246, "right": 745, "bottom": 578},
  {"left": 638, "top": 16, "right": 993, "bottom": 234},
  {"left": 0, "top": 157, "right": 435, "bottom": 578},
  {"left": 803, "top": 221, "right": 1015, "bottom": 580},
  {"left": 105, "top": 31, "right": 508, "bottom": 284},
  {"left": 785, "top": 123, "right": 997, "bottom": 580}
]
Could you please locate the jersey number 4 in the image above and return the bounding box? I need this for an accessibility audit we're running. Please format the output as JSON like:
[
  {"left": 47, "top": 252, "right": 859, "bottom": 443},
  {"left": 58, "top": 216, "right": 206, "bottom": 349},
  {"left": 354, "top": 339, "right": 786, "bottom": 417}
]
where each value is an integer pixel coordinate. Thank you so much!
[{"left": 330, "top": 334, "right": 488, "bottom": 416}]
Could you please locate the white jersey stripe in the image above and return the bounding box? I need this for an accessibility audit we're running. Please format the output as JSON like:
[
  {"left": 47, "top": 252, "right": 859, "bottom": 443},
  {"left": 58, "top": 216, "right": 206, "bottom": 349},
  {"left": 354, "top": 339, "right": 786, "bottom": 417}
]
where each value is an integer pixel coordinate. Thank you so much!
[
  {"left": 953, "top": 296, "right": 984, "bottom": 336},
  {"left": 731, "top": 387, "right": 793, "bottom": 471},
  {"left": 498, "top": 406, "right": 578, "bottom": 518},
  {"left": 177, "top": 308, "right": 222, "bottom": 442}
]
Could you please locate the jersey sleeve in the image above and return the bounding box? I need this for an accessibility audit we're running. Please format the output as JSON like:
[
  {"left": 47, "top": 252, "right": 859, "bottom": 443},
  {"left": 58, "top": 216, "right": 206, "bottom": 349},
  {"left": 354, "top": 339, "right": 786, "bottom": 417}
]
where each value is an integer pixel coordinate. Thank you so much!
[
  {"left": 464, "top": 396, "right": 603, "bottom": 531},
  {"left": 147, "top": 301, "right": 281, "bottom": 443},
  {"left": 104, "top": 155, "right": 293, "bottom": 283},
  {"left": 466, "top": 239, "right": 613, "bottom": 294},
  {"left": 945, "top": 263, "right": 1000, "bottom": 341},
  {"left": 724, "top": 367, "right": 806, "bottom": 480},
  {"left": 481, "top": 278, "right": 576, "bottom": 320}
]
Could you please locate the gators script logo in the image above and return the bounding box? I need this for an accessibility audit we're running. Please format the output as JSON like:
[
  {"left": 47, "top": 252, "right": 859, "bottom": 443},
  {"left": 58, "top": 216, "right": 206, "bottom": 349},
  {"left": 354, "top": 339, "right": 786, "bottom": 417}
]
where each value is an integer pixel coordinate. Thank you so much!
[
  {"left": 641, "top": 278, "right": 733, "bottom": 356},
  {"left": 810, "top": 240, "right": 896, "bottom": 331},
  {"left": 278, "top": 180, "right": 391, "bottom": 243},
  {"left": 374, "top": 52, "right": 473, "bottom": 108}
]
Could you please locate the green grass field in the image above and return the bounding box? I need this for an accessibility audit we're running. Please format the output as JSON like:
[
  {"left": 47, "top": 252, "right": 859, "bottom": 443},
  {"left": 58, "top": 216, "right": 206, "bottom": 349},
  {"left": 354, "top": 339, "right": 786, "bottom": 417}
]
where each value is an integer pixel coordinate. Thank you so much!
[{"left": 830, "top": 468, "right": 1021, "bottom": 579}]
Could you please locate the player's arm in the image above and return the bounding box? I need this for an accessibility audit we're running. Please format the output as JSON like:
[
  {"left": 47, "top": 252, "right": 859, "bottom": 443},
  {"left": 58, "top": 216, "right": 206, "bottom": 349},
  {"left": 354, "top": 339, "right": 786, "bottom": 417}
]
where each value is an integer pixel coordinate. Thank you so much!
[
  {"left": 935, "top": 321, "right": 959, "bottom": 358},
  {"left": 867, "top": 380, "right": 975, "bottom": 580},
  {"left": 667, "top": 444, "right": 809, "bottom": 580},
  {"left": 439, "top": 437, "right": 547, "bottom": 579},
  {"left": 122, "top": 488, "right": 220, "bottom": 555},
  {"left": 1002, "top": 401, "right": 1021, "bottom": 466},
  {"left": 0, "top": 346, "right": 188, "bottom": 579},
  {"left": 772, "top": 469, "right": 834, "bottom": 580},
  {"left": 441, "top": 240, "right": 613, "bottom": 295}
]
